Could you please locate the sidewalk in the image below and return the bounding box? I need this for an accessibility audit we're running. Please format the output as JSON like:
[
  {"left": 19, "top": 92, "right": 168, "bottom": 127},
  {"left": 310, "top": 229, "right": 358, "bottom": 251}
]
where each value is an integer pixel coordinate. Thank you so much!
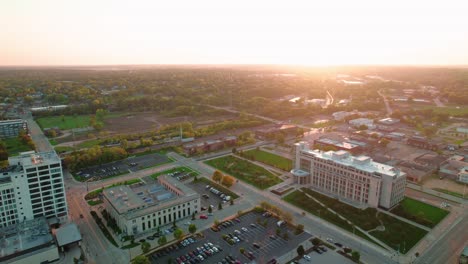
[{"left": 407, "top": 183, "right": 466, "bottom": 204}]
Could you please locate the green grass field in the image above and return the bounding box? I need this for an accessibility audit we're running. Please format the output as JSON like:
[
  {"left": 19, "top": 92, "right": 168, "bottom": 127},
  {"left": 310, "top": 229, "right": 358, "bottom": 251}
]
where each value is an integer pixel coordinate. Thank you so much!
[
  {"left": 390, "top": 197, "right": 449, "bottom": 228},
  {"left": 3, "top": 137, "right": 33, "bottom": 156},
  {"left": 286, "top": 188, "right": 428, "bottom": 253},
  {"left": 370, "top": 213, "right": 428, "bottom": 254},
  {"left": 417, "top": 105, "right": 468, "bottom": 117},
  {"left": 283, "top": 190, "right": 376, "bottom": 244},
  {"left": 77, "top": 139, "right": 103, "bottom": 148},
  {"left": 36, "top": 115, "right": 92, "bottom": 130},
  {"left": 54, "top": 146, "right": 76, "bottom": 154},
  {"left": 205, "top": 155, "right": 282, "bottom": 189},
  {"left": 242, "top": 149, "right": 292, "bottom": 171}
]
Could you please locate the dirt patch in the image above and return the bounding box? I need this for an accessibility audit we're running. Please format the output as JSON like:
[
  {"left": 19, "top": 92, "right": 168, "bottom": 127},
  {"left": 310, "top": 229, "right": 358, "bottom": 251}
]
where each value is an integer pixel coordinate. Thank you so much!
[
  {"left": 423, "top": 175, "right": 466, "bottom": 194},
  {"left": 104, "top": 112, "right": 237, "bottom": 134}
]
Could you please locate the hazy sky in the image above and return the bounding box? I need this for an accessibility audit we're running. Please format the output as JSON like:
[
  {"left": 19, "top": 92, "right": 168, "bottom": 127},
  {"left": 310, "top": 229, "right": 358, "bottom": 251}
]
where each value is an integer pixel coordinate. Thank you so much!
[{"left": 1, "top": 0, "right": 467, "bottom": 65}]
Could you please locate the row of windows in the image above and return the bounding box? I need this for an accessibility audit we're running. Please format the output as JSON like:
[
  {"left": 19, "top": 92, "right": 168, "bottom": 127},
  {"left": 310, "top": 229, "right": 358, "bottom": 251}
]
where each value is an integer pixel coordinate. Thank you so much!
[
  {"left": 140, "top": 207, "right": 192, "bottom": 232},
  {"left": 25, "top": 163, "right": 61, "bottom": 173}
]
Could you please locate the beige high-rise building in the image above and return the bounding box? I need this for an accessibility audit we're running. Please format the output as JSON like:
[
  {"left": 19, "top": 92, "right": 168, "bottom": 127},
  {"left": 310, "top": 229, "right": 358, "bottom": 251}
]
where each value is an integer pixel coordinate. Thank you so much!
[{"left": 291, "top": 142, "right": 406, "bottom": 209}]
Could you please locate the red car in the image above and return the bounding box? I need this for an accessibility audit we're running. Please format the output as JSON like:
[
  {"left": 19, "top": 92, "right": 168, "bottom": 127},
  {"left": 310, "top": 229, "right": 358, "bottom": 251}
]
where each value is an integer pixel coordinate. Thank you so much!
[{"left": 200, "top": 214, "right": 208, "bottom": 219}]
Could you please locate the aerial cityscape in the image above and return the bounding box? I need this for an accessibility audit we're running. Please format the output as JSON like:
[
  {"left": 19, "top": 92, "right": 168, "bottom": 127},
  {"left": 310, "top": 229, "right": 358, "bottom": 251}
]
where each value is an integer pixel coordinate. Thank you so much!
[{"left": 1, "top": 1, "right": 467, "bottom": 264}]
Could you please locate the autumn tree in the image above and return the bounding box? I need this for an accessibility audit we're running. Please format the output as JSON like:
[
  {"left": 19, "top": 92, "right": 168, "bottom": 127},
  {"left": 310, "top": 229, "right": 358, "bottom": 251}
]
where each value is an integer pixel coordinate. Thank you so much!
[
  {"left": 212, "top": 170, "right": 223, "bottom": 183},
  {"left": 221, "top": 175, "right": 235, "bottom": 187}
]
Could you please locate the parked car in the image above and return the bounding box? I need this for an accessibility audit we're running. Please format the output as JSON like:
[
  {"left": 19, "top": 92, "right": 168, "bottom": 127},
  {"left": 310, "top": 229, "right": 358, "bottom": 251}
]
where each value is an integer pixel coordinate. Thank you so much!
[{"left": 200, "top": 214, "right": 208, "bottom": 219}]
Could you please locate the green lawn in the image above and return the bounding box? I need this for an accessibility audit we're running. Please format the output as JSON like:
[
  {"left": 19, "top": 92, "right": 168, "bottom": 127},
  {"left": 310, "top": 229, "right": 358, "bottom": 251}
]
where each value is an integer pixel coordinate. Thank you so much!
[
  {"left": 300, "top": 188, "right": 381, "bottom": 230},
  {"left": 283, "top": 190, "right": 375, "bottom": 244},
  {"left": 76, "top": 139, "right": 103, "bottom": 148},
  {"left": 416, "top": 105, "right": 468, "bottom": 117},
  {"left": 241, "top": 149, "right": 292, "bottom": 171},
  {"left": 286, "top": 188, "right": 429, "bottom": 253},
  {"left": 204, "top": 155, "right": 282, "bottom": 190},
  {"left": 370, "top": 213, "right": 428, "bottom": 254},
  {"left": 3, "top": 137, "right": 33, "bottom": 156},
  {"left": 390, "top": 197, "right": 449, "bottom": 228},
  {"left": 54, "top": 146, "right": 76, "bottom": 154},
  {"left": 150, "top": 166, "right": 200, "bottom": 179},
  {"left": 36, "top": 115, "right": 92, "bottom": 130}
]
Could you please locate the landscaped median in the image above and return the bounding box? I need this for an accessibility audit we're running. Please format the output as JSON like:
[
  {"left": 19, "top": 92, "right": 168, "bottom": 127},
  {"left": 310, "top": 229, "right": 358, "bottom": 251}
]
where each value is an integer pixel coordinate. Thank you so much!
[
  {"left": 284, "top": 188, "right": 431, "bottom": 254},
  {"left": 204, "top": 155, "right": 282, "bottom": 190},
  {"left": 90, "top": 211, "right": 118, "bottom": 247}
]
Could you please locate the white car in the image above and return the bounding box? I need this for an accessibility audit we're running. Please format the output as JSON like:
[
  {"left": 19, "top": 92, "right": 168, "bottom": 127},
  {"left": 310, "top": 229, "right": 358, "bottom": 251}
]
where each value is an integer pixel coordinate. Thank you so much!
[
  {"left": 326, "top": 238, "right": 333, "bottom": 243},
  {"left": 241, "top": 227, "right": 248, "bottom": 232},
  {"left": 304, "top": 255, "right": 311, "bottom": 261}
]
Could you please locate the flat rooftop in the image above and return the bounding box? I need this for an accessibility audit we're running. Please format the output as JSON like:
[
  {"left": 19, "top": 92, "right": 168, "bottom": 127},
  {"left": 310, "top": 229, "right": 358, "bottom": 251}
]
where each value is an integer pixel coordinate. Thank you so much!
[
  {"left": 8, "top": 151, "right": 60, "bottom": 167},
  {"left": 103, "top": 175, "right": 198, "bottom": 216},
  {"left": 316, "top": 138, "right": 359, "bottom": 150},
  {"left": 0, "top": 119, "right": 25, "bottom": 125},
  {"left": 56, "top": 223, "right": 82, "bottom": 247},
  {"left": 0, "top": 217, "right": 54, "bottom": 260},
  {"left": 300, "top": 147, "right": 404, "bottom": 177}
]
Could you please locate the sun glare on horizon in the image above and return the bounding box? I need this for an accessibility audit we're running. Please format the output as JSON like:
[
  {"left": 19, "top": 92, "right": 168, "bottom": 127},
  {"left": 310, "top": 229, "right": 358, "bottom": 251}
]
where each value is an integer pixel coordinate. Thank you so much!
[{"left": 1, "top": 0, "right": 468, "bottom": 66}]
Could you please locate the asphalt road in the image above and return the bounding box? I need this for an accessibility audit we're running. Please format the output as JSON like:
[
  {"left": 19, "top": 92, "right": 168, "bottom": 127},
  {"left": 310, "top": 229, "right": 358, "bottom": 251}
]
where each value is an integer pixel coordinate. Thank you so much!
[
  {"left": 414, "top": 214, "right": 468, "bottom": 264},
  {"left": 25, "top": 113, "right": 54, "bottom": 152}
]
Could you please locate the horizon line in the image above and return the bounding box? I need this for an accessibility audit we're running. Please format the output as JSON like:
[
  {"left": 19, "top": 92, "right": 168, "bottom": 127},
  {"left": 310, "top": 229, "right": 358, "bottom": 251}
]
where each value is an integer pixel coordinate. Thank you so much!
[{"left": 1, "top": 63, "right": 468, "bottom": 68}]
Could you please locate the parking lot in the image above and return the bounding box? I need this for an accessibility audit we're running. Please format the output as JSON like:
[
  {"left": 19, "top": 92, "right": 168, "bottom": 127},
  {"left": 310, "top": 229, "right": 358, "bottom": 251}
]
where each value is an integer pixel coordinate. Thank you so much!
[
  {"left": 189, "top": 181, "right": 236, "bottom": 212},
  {"left": 77, "top": 153, "right": 171, "bottom": 180},
  {"left": 151, "top": 211, "right": 311, "bottom": 264},
  {"left": 297, "top": 249, "right": 355, "bottom": 264}
]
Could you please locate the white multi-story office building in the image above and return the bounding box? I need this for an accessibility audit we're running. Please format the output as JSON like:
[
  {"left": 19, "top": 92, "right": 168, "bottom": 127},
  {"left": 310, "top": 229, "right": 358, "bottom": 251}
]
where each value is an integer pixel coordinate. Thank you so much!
[
  {"left": 291, "top": 142, "right": 406, "bottom": 209},
  {"left": 0, "top": 119, "right": 28, "bottom": 139},
  {"left": 102, "top": 175, "right": 200, "bottom": 236},
  {"left": 0, "top": 151, "right": 67, "bottom": 227}
]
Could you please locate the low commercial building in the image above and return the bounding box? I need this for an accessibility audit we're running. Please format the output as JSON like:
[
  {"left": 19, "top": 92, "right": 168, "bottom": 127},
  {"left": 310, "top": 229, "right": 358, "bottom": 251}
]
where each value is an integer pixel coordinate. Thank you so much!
[
  {"left": 0, "top": 217, "right": 59, "bottom": 264},
  {"left": 439, "top": 155, "right": 468, "bottom": 183},
  {"left": 102, "top": 175, "right": 200, "bottom": 236},
  {"left": 378, "top": 118, "right": 400, "bottom": 125},
  {"left": 183, "top": 136, "right": 237, "bottom": 155},
  {"left": 349, "top": 118, "right": 375, "bottom": 129},
  {"left": 407, "top": 136, "right": 441, "bottom": 151},
  {"left": 313, "top": 137, "right": 363, "bottom": 154},
  {"left": 384, "top": 132, "right": 405, "bottom": 141},
  {"left": 55, "top": 223, "right": 82, "bottom": 252},
  {"left": 0, "top": 119, "right": 28, "bottom": 139},
  {"left": 291, "top": 142, "right": 406, "bottom": 209},
  {"left": 30, "top": 105, "right": 68, "bottom": 112},
  {"left": 332, "top": 110, "right": 359, "bottom": 121}
]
